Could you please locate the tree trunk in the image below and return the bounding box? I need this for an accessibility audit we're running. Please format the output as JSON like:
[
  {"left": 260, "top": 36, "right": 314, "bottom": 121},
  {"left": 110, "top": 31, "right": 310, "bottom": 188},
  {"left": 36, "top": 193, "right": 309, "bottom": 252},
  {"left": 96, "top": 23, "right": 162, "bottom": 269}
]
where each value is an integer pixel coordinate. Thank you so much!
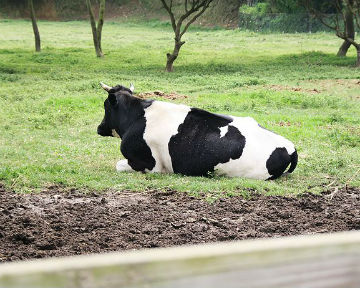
[
  {"left": 337, "top": 40, "right": 352, "bottom": 57},
  {"left": 97, "top": 0, "right": 105, "bottom": 54},
  {"left": 337, "top": 1, "right": 354, "bottom": 57},
  {"left": 86, "top": 0, "right": 103, "bottom": 57},
  {"left": 165, "top": 39, "right": 184, "bottom": 72},
  {"left": 29, "top": 0, "right": 40, "bottom": 52}
]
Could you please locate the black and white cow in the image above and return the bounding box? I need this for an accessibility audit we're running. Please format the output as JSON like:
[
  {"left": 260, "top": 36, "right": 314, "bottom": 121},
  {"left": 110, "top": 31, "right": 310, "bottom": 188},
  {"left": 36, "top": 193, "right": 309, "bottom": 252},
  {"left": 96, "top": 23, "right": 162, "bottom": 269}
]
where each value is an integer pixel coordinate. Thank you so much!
[{"left": 97, "top": 83, "right": 298, "bottom": 180}]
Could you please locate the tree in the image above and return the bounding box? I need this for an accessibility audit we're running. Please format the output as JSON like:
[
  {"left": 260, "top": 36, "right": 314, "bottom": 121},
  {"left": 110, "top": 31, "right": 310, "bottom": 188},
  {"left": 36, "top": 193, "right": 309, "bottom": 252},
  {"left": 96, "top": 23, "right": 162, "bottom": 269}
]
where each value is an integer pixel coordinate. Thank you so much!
[
  {"left": 337, "top": 2, "right": 355, "bottom": 56},
  {"left": 86, "top": 0, "right": 106, "bottom": 57},
  {"left": 160, "top": 0, "right": 214, "bottom": 72},
  {"left": 29, "top": 0, "right": 40, "bottom": 52},
  {"left": 304, "top": 0, "right": 360, "bottom": 66}
]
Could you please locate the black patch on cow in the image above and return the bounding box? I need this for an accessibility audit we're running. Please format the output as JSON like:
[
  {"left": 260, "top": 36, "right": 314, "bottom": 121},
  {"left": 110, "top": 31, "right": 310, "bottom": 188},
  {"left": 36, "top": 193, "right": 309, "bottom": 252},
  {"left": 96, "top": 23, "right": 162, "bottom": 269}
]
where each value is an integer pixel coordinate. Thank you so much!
[
  {"left": 266, "top": 147, "right": 291, "bottom": 180},
  {"left": 169, "top": 108, "right": 246, "bottom": 176},
  {"left": 97, "top": 85, "right": 155, "bottom": 172},
  {"left": 287, "top": 150, "right": 298, "bottom": 174},
  {"left": 108, "top": 85, "right": 133, "bottom": 95},
  {"left": 120, "top": 117, "right": 156, "bottom": 172},
  {"left": 97, "top": 119, "right": 113, "bottom": 137},
  {"left": 118, "top": 99, "right": 156, "bottom": 172}
]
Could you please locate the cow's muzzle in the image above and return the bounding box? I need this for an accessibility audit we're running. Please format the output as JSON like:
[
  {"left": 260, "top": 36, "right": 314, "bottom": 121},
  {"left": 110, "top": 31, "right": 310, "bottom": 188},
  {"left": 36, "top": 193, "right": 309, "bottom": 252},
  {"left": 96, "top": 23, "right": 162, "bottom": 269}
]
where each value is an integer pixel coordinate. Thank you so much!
[{"left": 97, "top": 124, "right": 113, "bottom": 137}]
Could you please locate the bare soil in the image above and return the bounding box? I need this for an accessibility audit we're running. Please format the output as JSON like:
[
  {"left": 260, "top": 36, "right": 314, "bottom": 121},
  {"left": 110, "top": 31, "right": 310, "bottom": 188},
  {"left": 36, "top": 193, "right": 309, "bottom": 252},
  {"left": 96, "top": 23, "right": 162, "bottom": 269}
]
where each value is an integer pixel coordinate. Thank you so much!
[
  {"left": 136, "top": 91, "right": 188, "bottom": 101},
  {"left": 0, "top": 183, "right": 359, "bottom": 262},
  {"left": 266, "top": 79, "right": 360, "bottom": 98},
  {"left": 267, "top": 84, "right": 321, "bottom": 94}
]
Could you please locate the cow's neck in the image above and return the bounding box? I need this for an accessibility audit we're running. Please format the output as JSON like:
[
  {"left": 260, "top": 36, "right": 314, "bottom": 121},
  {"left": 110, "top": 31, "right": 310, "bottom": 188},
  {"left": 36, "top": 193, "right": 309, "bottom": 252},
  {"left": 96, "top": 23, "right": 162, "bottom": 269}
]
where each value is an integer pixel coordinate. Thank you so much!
[{"left": 116, "top": 99, "right": 153, "bottom": 138}]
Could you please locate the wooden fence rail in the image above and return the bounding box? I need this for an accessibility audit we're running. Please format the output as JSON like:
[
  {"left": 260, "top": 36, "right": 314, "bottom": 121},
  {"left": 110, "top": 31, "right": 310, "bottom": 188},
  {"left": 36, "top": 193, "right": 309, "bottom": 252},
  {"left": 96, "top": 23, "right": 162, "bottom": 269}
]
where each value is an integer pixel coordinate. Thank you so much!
[{"left": 1, "top": 231, "right": 360, "bottom": 288}]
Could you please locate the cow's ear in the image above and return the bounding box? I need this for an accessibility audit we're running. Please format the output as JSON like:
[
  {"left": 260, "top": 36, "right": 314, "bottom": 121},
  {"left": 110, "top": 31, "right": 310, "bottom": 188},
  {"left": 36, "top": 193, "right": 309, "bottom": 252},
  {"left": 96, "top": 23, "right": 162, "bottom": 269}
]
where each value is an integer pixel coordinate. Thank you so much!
[{"left": 108, "top": 93, "right": 117, "bottom": 106}]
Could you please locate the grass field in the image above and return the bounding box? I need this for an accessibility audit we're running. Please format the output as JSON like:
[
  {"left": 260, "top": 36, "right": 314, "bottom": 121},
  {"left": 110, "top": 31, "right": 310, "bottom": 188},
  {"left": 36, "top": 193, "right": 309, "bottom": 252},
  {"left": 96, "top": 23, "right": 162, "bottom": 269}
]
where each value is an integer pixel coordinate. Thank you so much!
[{"left": 0, "top": 19, "right": 359, "bottom": 197}]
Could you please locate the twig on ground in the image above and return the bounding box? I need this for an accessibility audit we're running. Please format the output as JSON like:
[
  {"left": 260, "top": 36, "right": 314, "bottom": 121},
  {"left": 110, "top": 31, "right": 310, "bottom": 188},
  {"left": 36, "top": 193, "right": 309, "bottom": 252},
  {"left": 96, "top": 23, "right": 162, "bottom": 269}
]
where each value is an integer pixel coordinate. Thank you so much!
[
  {"left": 329, "top": 186, "right": 339, "bottom": 200},
  {"left": 325, "top": 180, "right": 337, "bottom": 188}
]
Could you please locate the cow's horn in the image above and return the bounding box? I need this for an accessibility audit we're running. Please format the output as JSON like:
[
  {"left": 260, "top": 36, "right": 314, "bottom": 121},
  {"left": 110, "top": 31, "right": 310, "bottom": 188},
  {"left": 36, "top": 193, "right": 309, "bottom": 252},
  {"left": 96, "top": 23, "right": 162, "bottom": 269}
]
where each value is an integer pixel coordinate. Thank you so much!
[
  {"left": 129, "top": 83, "right": 135, "bottom": 93},
  {"left": 100, "top": 82, "right": 112, "bottom": 92}
]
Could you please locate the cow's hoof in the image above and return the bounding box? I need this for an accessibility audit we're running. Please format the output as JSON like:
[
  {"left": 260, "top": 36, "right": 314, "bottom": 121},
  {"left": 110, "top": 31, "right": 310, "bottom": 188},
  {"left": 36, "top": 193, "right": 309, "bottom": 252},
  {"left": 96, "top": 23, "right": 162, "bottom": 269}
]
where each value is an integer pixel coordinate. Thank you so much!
[{"left": 116, "top": 160, "right": 133, "bottom": 172}]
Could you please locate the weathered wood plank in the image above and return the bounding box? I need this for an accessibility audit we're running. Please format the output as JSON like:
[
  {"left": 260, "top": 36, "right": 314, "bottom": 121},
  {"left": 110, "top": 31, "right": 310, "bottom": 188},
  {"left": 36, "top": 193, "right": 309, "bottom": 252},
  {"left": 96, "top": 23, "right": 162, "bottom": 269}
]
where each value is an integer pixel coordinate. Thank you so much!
[{"left": 0, "top": 231, "right": 360, "bottom": 288}]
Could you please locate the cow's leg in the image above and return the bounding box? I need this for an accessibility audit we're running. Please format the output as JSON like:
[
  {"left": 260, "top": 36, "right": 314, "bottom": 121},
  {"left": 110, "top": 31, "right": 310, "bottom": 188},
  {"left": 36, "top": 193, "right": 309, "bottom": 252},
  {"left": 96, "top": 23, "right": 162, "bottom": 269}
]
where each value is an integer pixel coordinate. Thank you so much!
[
  {"left": 116, "top": 159, "right": 134, "bottom": 172},
  {"left": 120, "top": 127, "right": 156, "bottom": 173}
]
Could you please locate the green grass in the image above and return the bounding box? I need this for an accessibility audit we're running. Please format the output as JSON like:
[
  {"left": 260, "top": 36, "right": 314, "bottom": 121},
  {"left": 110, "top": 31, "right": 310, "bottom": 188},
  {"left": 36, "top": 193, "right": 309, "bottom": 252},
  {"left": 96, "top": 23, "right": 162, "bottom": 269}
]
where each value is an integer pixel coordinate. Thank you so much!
[{"left": 0, "top": 19, "right": 359, "bottom": 197}]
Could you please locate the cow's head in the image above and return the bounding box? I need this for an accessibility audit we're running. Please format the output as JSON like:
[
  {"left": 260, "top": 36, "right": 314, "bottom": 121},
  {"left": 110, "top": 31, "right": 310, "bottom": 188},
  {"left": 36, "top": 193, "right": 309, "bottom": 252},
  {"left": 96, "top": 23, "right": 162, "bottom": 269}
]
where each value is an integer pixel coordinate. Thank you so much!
[{"left": 97, "top": 82, "right": 135, "bottom": 138}]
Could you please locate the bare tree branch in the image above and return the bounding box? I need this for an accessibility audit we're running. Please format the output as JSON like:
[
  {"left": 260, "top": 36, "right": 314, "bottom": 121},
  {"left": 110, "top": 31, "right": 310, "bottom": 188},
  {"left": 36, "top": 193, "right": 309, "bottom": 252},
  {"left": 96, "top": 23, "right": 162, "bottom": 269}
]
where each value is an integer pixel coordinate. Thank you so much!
[
  {"left": 160, "top": 0, "right": 214, "bottom": 71},
  {"left": 177, "top": 0, "right": 213, "bottom": 36},
  {"left": 180, "top": 1, "right": 212, "bottom": 38},
  {"left": 313, "top": 10, "right": 337, "bottom": 30},
  {"left": 160, "top": 0, "right": 177, "bottom": 32}
]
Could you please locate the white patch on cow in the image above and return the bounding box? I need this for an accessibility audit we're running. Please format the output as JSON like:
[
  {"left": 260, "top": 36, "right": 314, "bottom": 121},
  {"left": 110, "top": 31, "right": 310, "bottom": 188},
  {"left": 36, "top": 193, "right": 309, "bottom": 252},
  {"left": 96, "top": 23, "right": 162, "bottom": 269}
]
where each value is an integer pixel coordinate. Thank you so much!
[
  {"left": 143, "top": 101, "right": 191, "bottom": 173},
  {"left": 116, "top": 159, "right": 133, "bottom": 172},
  {"left": 215, "top": 117, "right": 295, "bottom": 180},
  {"left": 219, "top": 126, "right": 228, "bottom": 138},
  {"left": 112, "top": 129, "right": 121, "bottom": 138}
]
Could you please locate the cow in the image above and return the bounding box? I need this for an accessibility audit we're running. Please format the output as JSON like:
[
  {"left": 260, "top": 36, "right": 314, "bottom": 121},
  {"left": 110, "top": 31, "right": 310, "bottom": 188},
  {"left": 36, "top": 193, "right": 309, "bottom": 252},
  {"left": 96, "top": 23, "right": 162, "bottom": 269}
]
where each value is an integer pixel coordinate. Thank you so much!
[{"left": 97, "top": 83, "right": 298, "bottom": 180}]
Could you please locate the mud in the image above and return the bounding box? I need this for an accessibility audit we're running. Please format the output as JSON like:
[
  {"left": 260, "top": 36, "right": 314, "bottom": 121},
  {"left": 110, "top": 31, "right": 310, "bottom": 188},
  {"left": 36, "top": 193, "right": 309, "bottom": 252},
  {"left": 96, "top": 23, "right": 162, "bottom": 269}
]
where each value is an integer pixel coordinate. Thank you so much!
[{"left": 0, "top": 183, "right": 359, "bottom": 262}]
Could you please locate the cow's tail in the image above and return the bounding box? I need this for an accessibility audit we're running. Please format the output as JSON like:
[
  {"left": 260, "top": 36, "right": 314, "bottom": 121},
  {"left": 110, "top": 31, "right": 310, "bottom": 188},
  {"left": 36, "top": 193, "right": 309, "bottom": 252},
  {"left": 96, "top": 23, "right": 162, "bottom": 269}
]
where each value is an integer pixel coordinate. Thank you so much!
[{"left": 286, "top": 149, "right": 298, "bottom": 174}]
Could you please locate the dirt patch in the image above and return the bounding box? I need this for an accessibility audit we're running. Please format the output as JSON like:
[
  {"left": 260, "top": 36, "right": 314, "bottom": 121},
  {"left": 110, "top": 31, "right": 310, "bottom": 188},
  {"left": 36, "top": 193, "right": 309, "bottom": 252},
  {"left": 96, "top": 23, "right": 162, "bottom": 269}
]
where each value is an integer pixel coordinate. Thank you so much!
[
  {"left": 266, "top": 79, "right": 360, "bottom": 98},
  {"left": 304, "top": 79, "right": 360, "bottom": 99},
  {"left": 267, "top": 84, "right": 321, "bottom": 94},
  {"left": 136, "top": 91, "right": 188, "bottom": 101},
  {"left": 274, "top": 121, "right": 302, "bottom": 127},
  {"left": 0, "top": 183, "right": 359, "bottom": 262},
  {"left": 307, "top": 79, "right": 360, "bottom": 90}
]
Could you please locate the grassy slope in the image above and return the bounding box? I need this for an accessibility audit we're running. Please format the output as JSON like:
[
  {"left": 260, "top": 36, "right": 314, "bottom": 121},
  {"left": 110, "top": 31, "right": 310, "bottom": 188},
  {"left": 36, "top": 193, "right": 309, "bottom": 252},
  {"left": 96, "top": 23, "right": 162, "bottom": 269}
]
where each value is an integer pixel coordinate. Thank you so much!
[{"left": 0, "top": 19, "right": 359, "bottom": 197}]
